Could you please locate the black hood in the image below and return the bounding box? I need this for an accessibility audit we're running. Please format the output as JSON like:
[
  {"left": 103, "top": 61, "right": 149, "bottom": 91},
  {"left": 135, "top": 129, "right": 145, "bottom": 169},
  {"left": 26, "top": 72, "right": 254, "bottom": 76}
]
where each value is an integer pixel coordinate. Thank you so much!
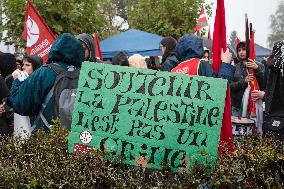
[
  {"left": 0, "top": 53, "right": 16, "bottom": 78},
  {"left": 76, "top": 33, "right": 97, "bottom": 62}
]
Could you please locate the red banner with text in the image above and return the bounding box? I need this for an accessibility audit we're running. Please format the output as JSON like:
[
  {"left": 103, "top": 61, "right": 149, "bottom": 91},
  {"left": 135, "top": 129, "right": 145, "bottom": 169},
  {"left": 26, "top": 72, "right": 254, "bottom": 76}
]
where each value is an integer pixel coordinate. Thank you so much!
[{"left": 23, "top": 0, "right": 57, "bottom": 63}]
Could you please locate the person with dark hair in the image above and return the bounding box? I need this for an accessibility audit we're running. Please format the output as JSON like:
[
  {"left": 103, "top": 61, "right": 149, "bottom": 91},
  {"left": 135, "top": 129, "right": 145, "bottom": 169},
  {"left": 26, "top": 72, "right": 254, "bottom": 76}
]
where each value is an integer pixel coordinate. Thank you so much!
[
  {"left": 172, "top": 34, "right": 234, "bottom": 80},
  {"left": 10, "top": 33, "right": 85, "bottom": 132},
  {"left": 11, "top": 55, "right": 43, "bottom": 139},
  {"left": 22, "top": 55, "right": 43, "bottom": 75},
  {"left": 16, "top": 59, "right": 23, "bottom": 70},
  {"left": 76, "top": 33, "right": 102, "bottom": 63},
  {"left": 0, "top": 53, "right": 17, "bottom": 90},
  {"left": 230, "top": 41, "right": 264, "bottom": 116},
  {"left": 145, "top": 56, "right": 158, "bottom": 70},
  {"left": 112, "top": 51, "right": 129, "bottom": 67},
  {"left": 203, "top": 49, "right": 210, "bottom": 62},
  {"left": 159, "top": 36, "right": 179, "bottom": 71}
]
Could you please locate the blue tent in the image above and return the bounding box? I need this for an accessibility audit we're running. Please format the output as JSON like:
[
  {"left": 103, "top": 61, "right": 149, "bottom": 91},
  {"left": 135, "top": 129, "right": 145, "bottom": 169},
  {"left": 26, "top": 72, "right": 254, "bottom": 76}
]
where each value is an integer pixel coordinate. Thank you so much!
[
  {"left": 203, "top": 39, "right": 271, "bottom": 59},
  {"left": 100, "top": 29, "right": 163, "bottom": 58},
  {"left": 255, "top": 43, "right": 271, "bottom": 58}
]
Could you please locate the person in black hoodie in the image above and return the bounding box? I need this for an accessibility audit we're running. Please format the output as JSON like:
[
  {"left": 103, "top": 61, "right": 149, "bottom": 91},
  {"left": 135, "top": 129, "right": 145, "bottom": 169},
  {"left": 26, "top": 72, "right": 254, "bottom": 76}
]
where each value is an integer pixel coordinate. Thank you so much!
[
  {"left": 263, "top": 40, "right": 284, "bottom": 140},
  {"left": 0, "top": 72, "right": 13, "bottom": 135},
  {"left": 76, "top": 33, "right": 102, "bottom": 63},
  {"left": 0, "top": 53, "right": 17, "bottom": 90},
  {"left": 159, "top": 36, "right": 179, "bottom": 71}
]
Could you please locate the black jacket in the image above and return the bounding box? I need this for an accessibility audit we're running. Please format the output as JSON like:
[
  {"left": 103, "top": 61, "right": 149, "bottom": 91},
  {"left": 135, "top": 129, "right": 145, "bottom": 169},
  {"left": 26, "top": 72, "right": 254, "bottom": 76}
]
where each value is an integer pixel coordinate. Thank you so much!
[
  {"left": 161, "top": 55, "right": 179, "bottom": 72},
  {"left": 230, "top": 61, "right": 264, "bottom": 109},
  {"left": 0, "top": 75, "right": 13, "bottom": 135}
]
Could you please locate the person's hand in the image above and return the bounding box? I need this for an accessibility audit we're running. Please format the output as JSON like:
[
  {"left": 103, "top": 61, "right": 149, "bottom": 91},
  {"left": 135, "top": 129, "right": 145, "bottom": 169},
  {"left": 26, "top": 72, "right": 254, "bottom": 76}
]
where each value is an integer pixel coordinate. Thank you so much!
[
  {"left": 221, "top": 48, "right": 232, "bottom": 64},
  {"left": 245, "top": 59, "right": 258, "bottom": 70},
  {"left": 12, "top": 69, "right": 22, "bottom": 80},
  {"left": 251, "top": 90, "right": 265, "bottom": 101},
  {"left": 0, "top": 105, "right": 5, "bottom": 117},
  {"left": 245, "top": 74, "right": 254, "bottom": 83}
]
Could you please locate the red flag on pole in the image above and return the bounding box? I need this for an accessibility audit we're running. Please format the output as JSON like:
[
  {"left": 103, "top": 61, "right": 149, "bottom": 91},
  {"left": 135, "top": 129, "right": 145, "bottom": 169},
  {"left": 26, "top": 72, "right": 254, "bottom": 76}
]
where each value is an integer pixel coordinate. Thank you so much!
[
  {"left": 93, "top": 33, "right": 103, "bottom": 61},
  {"left": 248, "top": 30, "right": 259, "bottom": 115},
  {"left": 194, "top": 7, "right": 208, "bottom": 34},
  {"left": 23, "top": 0, "right": 57, "bottom": 63},
  {"left": 249, "top": 31, "right": 256, "bottom": 61},
  {"left": 208, "top": 25, "right": 212, "bottom": 40},
  {"left": 245, "top": 15, "right": 250, "bottom": 60},
  {"left": 212, "top": 0, "right": 233, "bottom": 153}
]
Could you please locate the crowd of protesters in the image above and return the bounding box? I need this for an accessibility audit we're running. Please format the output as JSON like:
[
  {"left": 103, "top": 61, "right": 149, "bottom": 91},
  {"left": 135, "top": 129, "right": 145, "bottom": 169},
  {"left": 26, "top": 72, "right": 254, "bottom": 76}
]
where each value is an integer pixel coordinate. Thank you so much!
[{"left": 0, "top": 32, "right": 283, "bottom": 142}]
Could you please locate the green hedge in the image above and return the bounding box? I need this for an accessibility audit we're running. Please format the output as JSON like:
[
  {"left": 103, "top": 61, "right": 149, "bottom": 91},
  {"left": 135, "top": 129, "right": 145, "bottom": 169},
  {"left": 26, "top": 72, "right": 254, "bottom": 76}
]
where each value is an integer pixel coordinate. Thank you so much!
[{"left": 0, "top": 122, "right": 284, "bottom": 188}]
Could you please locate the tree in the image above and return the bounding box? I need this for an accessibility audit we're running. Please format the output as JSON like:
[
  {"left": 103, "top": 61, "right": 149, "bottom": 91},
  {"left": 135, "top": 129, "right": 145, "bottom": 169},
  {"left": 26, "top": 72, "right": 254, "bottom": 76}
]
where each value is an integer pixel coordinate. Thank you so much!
[
  {"left": 0, "top": 0, "right": 118, "bottom": 52},
  {"left": 127, "top": 0, "right": 212, "bottom": 39},
  {"left": 267, "top": 1, "right": 284, "bottom": 48},
  {"left": 229, "top": 30, "right": 237, "bottom": 49}
]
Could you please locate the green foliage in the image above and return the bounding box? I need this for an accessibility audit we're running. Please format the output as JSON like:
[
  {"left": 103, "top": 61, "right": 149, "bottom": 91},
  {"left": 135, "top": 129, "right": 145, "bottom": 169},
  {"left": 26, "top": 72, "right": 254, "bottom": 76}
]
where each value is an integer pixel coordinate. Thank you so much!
[
  {"left": 0, "top": 0, "right": 117, "bottom": 51},
  {"left": 0, "top": 119, "right": 284, "bottom": 188},
  {"left": 268, "top": 1, "right": 284, "bottom": 48},
  {"left": 127, "top": 0, "right": 212, "bottom": 39},
  {"left": 212, "top": 135, "right": 284, "bottom": 188},
  {"left": 1, "top": 0, "right": 213, "bottom": 54}
]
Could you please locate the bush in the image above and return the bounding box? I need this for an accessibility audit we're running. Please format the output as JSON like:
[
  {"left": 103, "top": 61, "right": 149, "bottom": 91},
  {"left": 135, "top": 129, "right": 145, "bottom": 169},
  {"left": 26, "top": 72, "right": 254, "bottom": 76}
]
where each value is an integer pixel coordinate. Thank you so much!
[{"left": 0, "top": 121, "right": 284, "bottom": 188}]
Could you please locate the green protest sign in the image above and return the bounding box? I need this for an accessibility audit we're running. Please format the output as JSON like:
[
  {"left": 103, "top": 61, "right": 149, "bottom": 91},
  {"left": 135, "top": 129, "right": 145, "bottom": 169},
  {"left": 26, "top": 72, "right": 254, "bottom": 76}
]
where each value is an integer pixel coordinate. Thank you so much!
[{"left": 68, "top": 62, "right": 228, "bottom": 172}]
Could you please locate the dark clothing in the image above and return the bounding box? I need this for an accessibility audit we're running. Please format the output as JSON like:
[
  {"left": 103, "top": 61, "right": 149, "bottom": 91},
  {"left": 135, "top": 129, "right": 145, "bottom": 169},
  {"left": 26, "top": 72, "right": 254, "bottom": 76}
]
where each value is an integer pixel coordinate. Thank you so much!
[
  {"left": 11, "top": 33, "right": 85, "bottom": 132},
  {"left": 263, "top": 69, "right": 284, "bottom": 140},
  {"left": 0, "top": 75, "right": 13, "bottom": 135},
  {"left": 0, "top": 53, "right": 16, "bottom": 78},
  {"left": 263, "top": 41, "right": 284, "bottom": 140},
  {"left": 0, "top": 75, "right": 8, "bottom": 102},
  {"left": 230, "top": 61, "right": 264, "bottom": 109},
  {"left": 0, "top": 53, "right": 16, "bottom": 90},
  {"left": 76, "top": 33, "right": 98, "bottom": 63},
  {"left": 176, "top": 34, "right": 204, "bottom": 62},
  {"left": 266, "top": 72, "right": 284, "bottom": 117},
  {"left": 4, "top": 74, "right": 13, "bottom": 90},
  {"left": 112, "top": 51, "right": 129, "bottom": 66},
  {"left": 161, "top": 55, "right": 179, "bottom": 71},
  {"left": 199, "top": 60, "right": 234, "bottom": 81},
  {"left": 175, "top": 34, "right": 234, "bottom": 80}
]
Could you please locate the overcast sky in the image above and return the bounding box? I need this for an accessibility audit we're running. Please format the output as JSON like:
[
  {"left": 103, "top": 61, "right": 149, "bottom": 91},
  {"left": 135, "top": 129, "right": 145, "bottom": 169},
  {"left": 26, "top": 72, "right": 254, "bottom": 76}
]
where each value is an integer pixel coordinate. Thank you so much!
[{"left": 205, "top": 0, "right": 281, "bottom": 48}]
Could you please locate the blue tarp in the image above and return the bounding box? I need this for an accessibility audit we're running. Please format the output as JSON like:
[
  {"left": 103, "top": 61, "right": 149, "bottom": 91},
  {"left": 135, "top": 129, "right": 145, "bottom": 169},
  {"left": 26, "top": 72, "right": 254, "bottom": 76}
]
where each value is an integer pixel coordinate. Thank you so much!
[
  {"left": 100, "top": 29, "right": 163, "bottom": 58},
  {"left": 203, "top": 39, "right": 271, "bottom": 58},
  {"left": 254, "top": 43, "right": 271, "bottom": 57}
]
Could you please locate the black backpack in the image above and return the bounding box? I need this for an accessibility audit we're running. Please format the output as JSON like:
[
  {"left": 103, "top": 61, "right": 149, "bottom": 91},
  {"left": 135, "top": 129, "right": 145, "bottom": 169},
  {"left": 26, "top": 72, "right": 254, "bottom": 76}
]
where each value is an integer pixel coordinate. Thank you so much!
[{"left": 40, "top": 63, "right": 80, "bottom": 130}]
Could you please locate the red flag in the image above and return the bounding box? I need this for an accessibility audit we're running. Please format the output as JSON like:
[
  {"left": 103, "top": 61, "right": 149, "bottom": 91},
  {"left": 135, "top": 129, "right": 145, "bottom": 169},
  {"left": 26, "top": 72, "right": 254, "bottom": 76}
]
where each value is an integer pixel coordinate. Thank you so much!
[
  {"left": 245, "top": 14, "right": 250, "bottom": 60},
  {"left": 194, "top": 7, "right": 208, "bottom": 33},
  {"left": 93, "top": 33, "right": 103, "bottom": 61},
  {"left": 248, "top": 30, "right": 259, "bottom": 115},
  {"left": 208, "top": 25, "right": 212, "bottom": 40},
  {"left": 235, "top": 37, "right": 241, "bottom": 48},
  {"left": 249, "top": 31, "right": 256, "bottom": 61},
  {"left": 23, "top": 0, "right": 56, "bottom": 63},
  {"left": 212, "top": 0, "right": 233, "bottom": 153}
]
